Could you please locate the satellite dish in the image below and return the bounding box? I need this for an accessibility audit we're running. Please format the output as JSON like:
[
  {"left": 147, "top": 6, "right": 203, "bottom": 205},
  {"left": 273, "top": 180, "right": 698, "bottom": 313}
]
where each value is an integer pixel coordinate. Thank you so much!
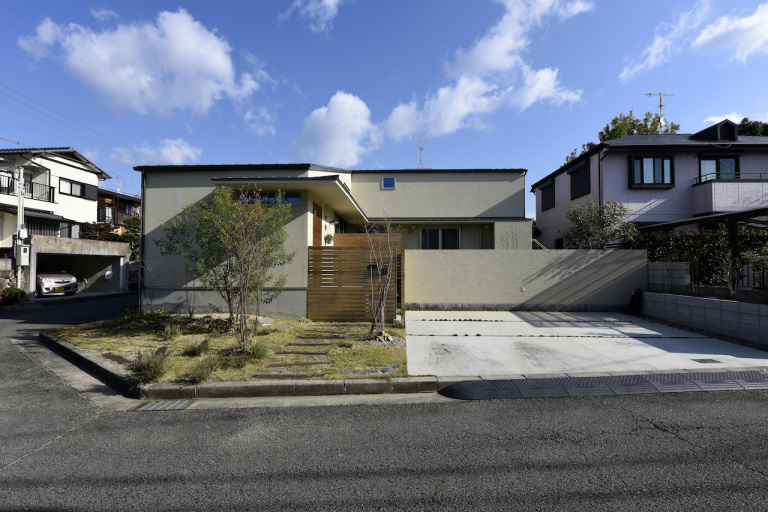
[{"left": 660, "top": 115, "right": 668, "bottom": 127}]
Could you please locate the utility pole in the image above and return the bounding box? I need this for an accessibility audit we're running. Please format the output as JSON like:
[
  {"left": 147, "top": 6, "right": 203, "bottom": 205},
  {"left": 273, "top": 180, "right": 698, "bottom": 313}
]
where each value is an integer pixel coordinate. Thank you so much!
[{"left": 1, "top": 156, "right": 27, "bottom": 289}]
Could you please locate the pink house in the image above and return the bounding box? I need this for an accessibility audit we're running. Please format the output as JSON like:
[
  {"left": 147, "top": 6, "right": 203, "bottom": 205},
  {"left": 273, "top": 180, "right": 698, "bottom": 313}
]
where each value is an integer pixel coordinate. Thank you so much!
[{"left": 531, "top": 120, "right": 768, "bottom": 248}]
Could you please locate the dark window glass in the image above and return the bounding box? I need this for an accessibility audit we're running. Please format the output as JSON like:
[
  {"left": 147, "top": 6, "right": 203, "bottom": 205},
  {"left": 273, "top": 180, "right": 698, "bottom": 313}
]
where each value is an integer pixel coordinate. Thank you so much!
[
  {"left": 421, "top": 229, "right": 439, "bottom": 249},
  {"left": 541, "top": 183, "right": 555, "bottom": 211},
  {"left": 381, "top": 177, "right": 396, "bottom": 190},
  {"left": 570, "top": 165, "right": 590, "bottom": 200},
  {"left": 700, "top": 156, "right": 740, "bottom": 181},
  {"left": 630, "top": 157, "right": 674, "bottom": 187},
  {"left": 442, "top": 229, "right": 459, "bottom": 249}
]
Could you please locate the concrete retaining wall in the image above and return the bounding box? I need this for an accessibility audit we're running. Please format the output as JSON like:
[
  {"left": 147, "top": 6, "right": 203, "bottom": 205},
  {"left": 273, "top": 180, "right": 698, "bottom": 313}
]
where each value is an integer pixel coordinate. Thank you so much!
[
  {"left": 648, "top": 262, "right": 690, "bottom": 293},
  {"left": 642, "top": 291, "right": 768, "bottom": 347},
  {"left": 405, "top": 249, "right": 647, "bottom": 311}
]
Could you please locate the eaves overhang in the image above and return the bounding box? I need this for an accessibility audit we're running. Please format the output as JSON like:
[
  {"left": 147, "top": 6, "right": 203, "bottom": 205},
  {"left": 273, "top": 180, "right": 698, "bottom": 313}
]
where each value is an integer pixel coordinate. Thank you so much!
[{"left": 211, "top": 175, "right": 368, "bottom": 224}]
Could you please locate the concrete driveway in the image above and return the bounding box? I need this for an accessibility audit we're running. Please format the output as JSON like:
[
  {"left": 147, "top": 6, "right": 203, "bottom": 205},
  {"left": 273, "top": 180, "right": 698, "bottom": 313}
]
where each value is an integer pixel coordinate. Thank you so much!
[{"left": 406, "top": 311, "right": 768, "bottom": 377}]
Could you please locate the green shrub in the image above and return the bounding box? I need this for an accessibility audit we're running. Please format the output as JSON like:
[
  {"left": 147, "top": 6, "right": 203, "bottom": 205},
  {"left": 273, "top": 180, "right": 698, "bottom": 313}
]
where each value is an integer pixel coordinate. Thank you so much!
[
  {"left": 182, "top": 339, "right": 209, "bottom": 357},
  {"left": 127, "top": 348, "right": 171, "bottom": 384},
  {"left": 187, "top": 357, "right": 217, "bottom": 383},
  {"left": 251, "top": 343, "right": 269, "bottom": 359},
  {"left": 162, "top": 324, "right": 183, "bottom": 341},
  {"left": 0, "top": 287, "right": 25, "bottom": 306}
]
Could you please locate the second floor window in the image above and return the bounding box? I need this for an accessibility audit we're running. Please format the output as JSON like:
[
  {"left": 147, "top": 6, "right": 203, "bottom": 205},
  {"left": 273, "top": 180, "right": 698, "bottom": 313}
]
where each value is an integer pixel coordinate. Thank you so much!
[
  {"left": 700, "top": 156, "right": 739, "bottom": 181},
  {"left": 60, "top": 178, "right": 85, "bottom": 197},
  {"left": 630, "top": 157, "right": 674, "bottom": 188}
]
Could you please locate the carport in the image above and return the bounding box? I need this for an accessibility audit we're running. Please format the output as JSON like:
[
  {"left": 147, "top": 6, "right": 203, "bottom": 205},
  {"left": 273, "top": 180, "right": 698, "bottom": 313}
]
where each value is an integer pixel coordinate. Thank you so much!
[
  {"left": 406, "top": 311, "right": 768, "bottom": 378},
  {"left": 26, "top": 235, "right": 131, "bottom": 301}
]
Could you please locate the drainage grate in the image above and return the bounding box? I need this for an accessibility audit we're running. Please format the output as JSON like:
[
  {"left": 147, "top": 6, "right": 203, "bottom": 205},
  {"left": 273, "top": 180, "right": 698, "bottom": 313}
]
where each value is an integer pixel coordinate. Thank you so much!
[
  {"left": 135, "top": 400, "right": 194, "bottom": 412},
  {"left": 692, "top": 358, "right": 721, "bottom": 364}
]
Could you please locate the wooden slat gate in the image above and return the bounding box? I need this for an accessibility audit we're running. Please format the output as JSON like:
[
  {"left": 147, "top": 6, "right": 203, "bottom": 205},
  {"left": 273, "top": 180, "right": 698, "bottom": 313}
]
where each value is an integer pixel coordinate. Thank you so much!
[{"left": 307, "top": 234, "right": 402, "bottom": 322}]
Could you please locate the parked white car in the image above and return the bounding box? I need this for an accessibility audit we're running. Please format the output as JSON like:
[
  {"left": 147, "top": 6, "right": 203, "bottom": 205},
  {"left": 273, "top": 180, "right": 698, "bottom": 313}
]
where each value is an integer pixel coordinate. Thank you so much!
[{"left": 36, "top": 271, "right": 78, "bottom": 296}]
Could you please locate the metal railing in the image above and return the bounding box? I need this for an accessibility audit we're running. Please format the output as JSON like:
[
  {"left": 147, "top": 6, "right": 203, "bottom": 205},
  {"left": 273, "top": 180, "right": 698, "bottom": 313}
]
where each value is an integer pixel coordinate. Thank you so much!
[
  {"left": 693, "top": 172, "right": 768, "bottom": 185},
  {"left": 0, "top": 175, "right": 55, "bottom": 202}
]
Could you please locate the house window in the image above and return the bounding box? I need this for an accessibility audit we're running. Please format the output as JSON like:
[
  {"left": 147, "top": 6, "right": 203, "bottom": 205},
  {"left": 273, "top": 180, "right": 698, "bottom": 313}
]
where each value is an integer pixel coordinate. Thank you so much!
[
  {"left": 381, "top": 177, "right": 396, "bottom": 190},
  {"left": 239, "top": 191, "right": 301, "bottom": 205},
  {"left": 421, "top": 228, "right": 460, "bottom": 249},
  {"left": 540, "top": 180, "right": 555, "bottom": 211},
  {"left": 569, "top": 162, "right": 590, "bottom": 200},
  {"left": 629, "top": 157, "right": 674, "bottom": 188},
  {"left": 700, "top": 156, "right": 739, "bottom": 181},
  {"left": 60, "top": 178, "right": 85, "bottom": 197}
]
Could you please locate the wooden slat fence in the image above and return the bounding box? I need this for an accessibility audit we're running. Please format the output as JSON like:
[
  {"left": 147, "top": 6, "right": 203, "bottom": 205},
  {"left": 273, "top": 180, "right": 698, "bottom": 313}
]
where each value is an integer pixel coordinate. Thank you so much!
[{"left": 307, "top": 234, "right": 402, "bottom": 322}]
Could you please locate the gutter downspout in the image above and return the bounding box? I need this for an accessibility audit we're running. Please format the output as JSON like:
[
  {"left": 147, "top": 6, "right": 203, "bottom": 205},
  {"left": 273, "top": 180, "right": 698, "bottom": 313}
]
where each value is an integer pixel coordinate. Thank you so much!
[
  {"left": 139, "top": 170, "right": 145, "bottom": 311},
  {"left": 597, "top": 146, "right": 611, "bottom": 207}
]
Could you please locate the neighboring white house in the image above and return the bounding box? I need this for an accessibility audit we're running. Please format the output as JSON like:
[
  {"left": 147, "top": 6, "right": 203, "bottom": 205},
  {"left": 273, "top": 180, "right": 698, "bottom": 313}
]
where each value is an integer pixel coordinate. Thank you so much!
[
  {"left": 0, "top": 147, "right": 110, "bottom": 257},
  {"left": 136, "top": 163, "right": 531, "bottom": 317},
  {"left": 530, "top": 119, "right": 768, "bottom": 248}
]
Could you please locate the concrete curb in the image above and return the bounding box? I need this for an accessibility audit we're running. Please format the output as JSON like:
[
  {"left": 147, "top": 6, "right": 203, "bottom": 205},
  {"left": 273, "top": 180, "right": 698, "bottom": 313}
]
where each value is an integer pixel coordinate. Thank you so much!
[
  {"left": 39, "top": 331, "right": 768, "bottom": 401},
  {"left": 39, "top": 332, "right": 139, "bottom": 397},
  {"left": 39, "top": 331, "right": 443, "bottom": 399}
]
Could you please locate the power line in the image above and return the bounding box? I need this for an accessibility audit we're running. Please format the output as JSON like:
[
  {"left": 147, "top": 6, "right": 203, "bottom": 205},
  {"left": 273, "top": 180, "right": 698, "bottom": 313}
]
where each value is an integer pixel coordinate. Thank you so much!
[{"left": 0, "top": 83, "right": 164, "bottom": 165}]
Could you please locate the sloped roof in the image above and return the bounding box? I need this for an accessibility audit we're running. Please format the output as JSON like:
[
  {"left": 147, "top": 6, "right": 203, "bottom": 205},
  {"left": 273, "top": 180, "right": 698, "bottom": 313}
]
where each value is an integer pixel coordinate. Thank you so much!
[{"left": 0, "top": 147, "right": 110, "bottom": 179}]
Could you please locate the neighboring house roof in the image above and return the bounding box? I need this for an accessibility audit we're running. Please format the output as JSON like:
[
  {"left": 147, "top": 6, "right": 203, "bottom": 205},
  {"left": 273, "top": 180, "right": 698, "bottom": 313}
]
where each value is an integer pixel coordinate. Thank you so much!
[
  {"left": 97, "top": 187, "right": 141, "bottom": 203},
  {"left": 0, "top": 147, "right": 110, "bottom": 180},
  {"left": 529, "top": 119, "right": 768, "bottom": 192}
]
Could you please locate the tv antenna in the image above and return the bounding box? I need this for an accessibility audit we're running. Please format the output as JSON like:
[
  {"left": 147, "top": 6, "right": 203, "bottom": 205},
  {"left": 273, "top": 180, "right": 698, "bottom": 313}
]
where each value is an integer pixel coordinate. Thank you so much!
[
  {"left": 413, "top": 137, "right": 430, "bottom": 168},
  {"left": 646, "top": 92, "right": 673, "bottom": 125}
]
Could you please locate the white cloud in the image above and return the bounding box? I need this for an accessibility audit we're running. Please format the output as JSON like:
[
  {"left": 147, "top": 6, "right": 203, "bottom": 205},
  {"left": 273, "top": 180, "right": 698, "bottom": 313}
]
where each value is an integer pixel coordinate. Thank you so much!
[
  {"left": 693, "top": 2, "right": 768, "bottom": 62},
  {"left": 18, "top": 9, "right": 261, "bottom": 115},
  {"left": 386, "top": 0, "right": 587, "bottom": 140},
  {"left": 703, "top": 112, "right": 768, "bottom": 124},
  {"left": 244, "top": 107, "right": 277, "bottom": 137},
  {"left": 91, "top": 8, "right": 117, "bottom": 22},
  {"left": 280, "top": 0, "right": 347, "bottom": 33},
  {"left": 703, "top": 112, "right": 744, "bottom": 124},
  {"left": 136, "top": 139, "right": 202, "bottom": 165},
  {"left": 619, "top": 0, "right": 711, "bottom": 82},
  {"left": 289, "top": 91, "right": 374, "bottom": 167},
  {"left": 294, "top": 0, "right": 588, "bottom": 166}
]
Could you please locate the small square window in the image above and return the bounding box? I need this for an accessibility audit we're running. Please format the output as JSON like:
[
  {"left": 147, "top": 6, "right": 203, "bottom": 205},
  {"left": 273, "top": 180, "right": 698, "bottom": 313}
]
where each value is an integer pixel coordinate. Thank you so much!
[{"left": 381, "top": 177, "right": 396, "bottom": 190}]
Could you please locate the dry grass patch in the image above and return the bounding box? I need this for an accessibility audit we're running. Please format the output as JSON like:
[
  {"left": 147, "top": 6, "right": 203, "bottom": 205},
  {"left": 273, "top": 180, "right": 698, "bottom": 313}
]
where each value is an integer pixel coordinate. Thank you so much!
[{"left": 51, "top": 310, "right": 407, "bottom": 384}]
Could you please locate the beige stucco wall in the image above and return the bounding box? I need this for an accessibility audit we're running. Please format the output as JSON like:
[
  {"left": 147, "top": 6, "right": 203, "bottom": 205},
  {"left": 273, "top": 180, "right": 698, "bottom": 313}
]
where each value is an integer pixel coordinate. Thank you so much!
[
  {"left": 351, "top": 171, "right": 525, "bottom": 219},
  {"left": 405, "top": 249, "right": 647, "bottom": 309},
  {"left": 142, "top": 170, "right": 311, "bottom": 291}
]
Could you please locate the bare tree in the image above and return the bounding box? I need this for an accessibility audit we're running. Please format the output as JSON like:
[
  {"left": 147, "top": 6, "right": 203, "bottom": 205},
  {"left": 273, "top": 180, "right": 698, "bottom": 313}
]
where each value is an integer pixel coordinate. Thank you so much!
[{"left": 365, "top": 221, "right": 399, "bottom": 338}]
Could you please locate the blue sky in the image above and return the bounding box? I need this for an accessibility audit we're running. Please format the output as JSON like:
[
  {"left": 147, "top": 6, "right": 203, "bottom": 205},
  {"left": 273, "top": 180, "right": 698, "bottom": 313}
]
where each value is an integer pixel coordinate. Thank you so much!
[{"left": 2, "top": 0, "right": 768, "bottom": 216}]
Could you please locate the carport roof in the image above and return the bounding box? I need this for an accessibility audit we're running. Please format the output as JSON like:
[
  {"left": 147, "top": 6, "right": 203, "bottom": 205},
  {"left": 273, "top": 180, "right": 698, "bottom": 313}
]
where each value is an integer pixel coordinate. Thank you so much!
[{"left": 0, "top": 205, "right": 75, "bottom": 223}]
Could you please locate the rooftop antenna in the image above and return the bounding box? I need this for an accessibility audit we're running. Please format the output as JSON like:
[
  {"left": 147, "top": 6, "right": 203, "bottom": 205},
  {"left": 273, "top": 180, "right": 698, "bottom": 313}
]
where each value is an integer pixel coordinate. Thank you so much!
[
  {"left": 646, "top": 92, "right": 673, "bottom": 126},
  {"left": 412, "top": 136, "right": 430, "bottom": 168}
]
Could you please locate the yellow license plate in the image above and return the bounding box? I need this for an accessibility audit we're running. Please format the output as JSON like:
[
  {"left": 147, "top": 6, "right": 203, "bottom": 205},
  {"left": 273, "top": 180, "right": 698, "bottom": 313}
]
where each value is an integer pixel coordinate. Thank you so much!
[{"left": 55, "top": 287, "right": 65, "bottom": 292}]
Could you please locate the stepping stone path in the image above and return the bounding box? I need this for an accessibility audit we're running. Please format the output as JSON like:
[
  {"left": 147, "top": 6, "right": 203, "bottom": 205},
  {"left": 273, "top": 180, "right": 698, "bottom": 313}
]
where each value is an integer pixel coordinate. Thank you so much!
[{"left": 251, "top": 328, "right": 338, "bottom": 380}]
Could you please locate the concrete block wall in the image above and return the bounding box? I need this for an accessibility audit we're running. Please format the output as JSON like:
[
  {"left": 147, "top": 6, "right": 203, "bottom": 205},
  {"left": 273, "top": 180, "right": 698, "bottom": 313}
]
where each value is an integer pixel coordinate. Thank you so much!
[
  {"left": 643, "top": 291, "right": 768, "bottom": 347},
  {"left": 648, "top": 262, "right": 690, "bottom": 293}
]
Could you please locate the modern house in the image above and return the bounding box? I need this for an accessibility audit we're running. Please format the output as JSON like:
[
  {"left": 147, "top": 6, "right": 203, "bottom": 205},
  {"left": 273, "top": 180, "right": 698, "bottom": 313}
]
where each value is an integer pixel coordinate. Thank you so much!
[
  {"left": 136, "top": 163, "right": 531, "bottom": 318},
  {"left": 0, "top": 147, "right": 110, "bottom": 257},
  {"left": 530, "top": 120, "right": 768, "bottom": 248}
]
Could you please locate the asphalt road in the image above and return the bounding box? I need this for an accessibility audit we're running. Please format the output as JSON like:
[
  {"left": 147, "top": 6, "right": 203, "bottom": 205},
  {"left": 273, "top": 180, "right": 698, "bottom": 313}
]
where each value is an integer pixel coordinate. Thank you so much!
[{"left": 2, "top": 295, "right": 768, "bottom": 510}]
